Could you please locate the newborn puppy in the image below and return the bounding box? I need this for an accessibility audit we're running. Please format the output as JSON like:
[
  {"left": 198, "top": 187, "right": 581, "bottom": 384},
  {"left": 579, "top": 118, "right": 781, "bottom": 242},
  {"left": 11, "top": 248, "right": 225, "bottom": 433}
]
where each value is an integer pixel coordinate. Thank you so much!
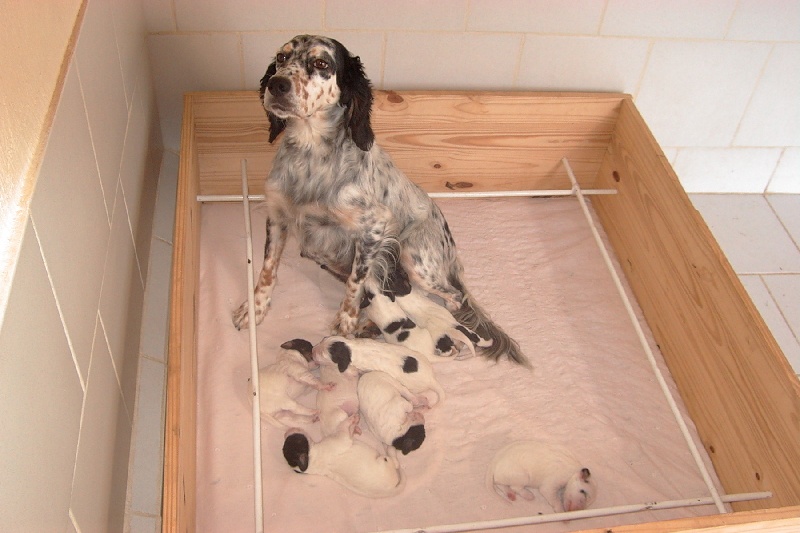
[
  {"left": 360, "top": 279, "right": 436, "bottom": 357},
  {"left": 314, "top": 336, "right": 445, "bottom": 405},
  {"left": 486, "top": 440, "right": 597, "bottom": 512},
  {"left": 282, "top": 417, "right": 405, "bottom": 498},
  {"left": 358, "top": 371, "right": 427, "bottom": 455},
  {"left": 258, "top": 339, "right": 334, "bottom": 427},
  {"left": 317, "top": 363, "right": 361, "bottom": 437},
  {"left": 389, "top": 266, "right": 488, "bottom": 358}
]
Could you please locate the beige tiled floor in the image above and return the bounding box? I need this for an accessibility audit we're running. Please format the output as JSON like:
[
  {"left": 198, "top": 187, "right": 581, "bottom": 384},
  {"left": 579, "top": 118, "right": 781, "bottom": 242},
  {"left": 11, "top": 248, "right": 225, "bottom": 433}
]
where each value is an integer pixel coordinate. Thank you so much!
[{"left": 125, "top": 177, "right": 800, "bottom": 531}]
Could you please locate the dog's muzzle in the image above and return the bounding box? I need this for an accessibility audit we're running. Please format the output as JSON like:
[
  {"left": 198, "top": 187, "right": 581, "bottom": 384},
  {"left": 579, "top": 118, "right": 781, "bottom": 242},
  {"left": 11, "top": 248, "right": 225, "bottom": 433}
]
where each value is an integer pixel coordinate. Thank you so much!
[{"left": 267, "top": 76, "right": 292, "bottom": 98}]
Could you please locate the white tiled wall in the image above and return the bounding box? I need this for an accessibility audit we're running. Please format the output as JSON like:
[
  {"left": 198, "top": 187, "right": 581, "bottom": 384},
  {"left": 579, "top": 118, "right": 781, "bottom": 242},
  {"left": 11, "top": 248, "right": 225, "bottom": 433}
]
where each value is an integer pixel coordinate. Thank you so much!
[
  {"left": 145, "top": 0, "right": 800, "bottom": 193},
  {"left": 0, "top": 0, "right": 161, "bottom": 531}
]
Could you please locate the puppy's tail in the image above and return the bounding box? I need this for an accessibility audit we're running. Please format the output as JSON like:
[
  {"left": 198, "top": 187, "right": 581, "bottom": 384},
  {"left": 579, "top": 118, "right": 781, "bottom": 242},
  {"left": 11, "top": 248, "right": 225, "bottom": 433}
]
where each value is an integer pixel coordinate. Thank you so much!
[{"left": 449, "top": 274, "right": 530, "bottom": 368}]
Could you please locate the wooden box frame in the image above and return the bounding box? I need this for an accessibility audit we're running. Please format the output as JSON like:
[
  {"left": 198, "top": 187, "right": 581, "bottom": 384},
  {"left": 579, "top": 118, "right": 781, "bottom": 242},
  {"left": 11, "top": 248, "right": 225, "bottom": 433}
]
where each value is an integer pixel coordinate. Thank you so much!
[{"left": 163, "top": 91, "right": 800, "bottom": 532}]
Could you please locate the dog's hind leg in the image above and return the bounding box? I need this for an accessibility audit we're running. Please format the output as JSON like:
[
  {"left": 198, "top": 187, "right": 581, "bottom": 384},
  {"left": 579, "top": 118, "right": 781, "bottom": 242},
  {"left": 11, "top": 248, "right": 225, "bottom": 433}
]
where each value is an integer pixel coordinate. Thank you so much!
[{"left": 233, "top": 218, "right": 288, "bottom": 329}]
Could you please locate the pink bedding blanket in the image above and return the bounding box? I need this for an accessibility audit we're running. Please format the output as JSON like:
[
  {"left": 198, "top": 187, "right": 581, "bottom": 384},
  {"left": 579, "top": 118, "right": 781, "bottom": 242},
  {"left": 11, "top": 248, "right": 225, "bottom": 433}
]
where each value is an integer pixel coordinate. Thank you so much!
[{"left": 196, "top": 197, "right": 725, "bottom": 532}]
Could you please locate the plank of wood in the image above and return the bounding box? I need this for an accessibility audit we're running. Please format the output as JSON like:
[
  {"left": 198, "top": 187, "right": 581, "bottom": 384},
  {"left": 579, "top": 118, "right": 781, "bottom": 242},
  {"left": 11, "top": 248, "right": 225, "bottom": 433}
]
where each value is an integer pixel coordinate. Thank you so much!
[
  {"left": 592, "top": 98, "right": 800, "bottom": 511},
  {"left": 162, "top": 94, "right": 200, "bottom": 533},
  {"left": 191, "top": 91, "right": 623, "bottom": 195},
  {"left": 576, "top": 506, "right": 800, "bottom": 533}
]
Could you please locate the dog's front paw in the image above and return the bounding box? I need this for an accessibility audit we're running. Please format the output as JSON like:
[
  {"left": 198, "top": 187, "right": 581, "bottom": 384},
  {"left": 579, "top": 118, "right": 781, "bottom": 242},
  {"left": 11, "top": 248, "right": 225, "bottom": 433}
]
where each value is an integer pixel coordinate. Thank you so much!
[
  {"left": 232, "top": 297, "right": 270, "bottom": 330},
  {"left": 331, "top": 310, "right": 359, "bottom": 336}
]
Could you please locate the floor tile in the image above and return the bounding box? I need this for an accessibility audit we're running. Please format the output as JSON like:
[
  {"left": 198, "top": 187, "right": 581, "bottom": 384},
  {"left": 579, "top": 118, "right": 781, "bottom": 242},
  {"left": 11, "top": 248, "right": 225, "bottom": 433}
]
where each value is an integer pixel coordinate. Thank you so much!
[
  {"left": 690, "top": 194, "right": 800, "bottom": 273},
  {"left": 740, "top": 275, "right": 800, "bottom": 374},
  {"left": 767, "top": 194, "right": 800, "bottom": 248}
]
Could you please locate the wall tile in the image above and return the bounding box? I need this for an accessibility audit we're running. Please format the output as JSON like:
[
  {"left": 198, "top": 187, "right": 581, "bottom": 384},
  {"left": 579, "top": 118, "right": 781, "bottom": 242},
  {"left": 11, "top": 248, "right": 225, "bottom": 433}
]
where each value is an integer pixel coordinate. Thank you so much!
[
  {"left": 384, "top": 32, "right": 521, "bottom": 90},
  {"left": 673, "top": 148, "right": 781, "bottom": 193},
  {"left": 142, "top": 0, "right": 175, "bottom": 32},
  {"left": 602, "top": 0, "right": 736, "bottom": 39},
  {"left": 517, "top": 36, "right": 649, "bottom": 93},
  {"left": 634, "top": 40, "right": 770, "bottom": 147},
  {"left": 75, "top": 0, "right": 129, "bottom": 220},
  {"left": 111, "top": 0, "right": 149, "bottom": 108},
  {"left": 69, "top": 319, "right": 125, "bottom": 533},
  {"left": 768, "top": 149, "right": 800, "bottom": 193},
  {"left": 242, "top": 32, "right": 385, "bottom": 90},
  {"left": 148, "top": 33, "right": 243, "bottom": 151},
  {"left": 727, "top": 0, "right": 800, "bottom": 42},
  {"left": 0, "top": 221, "right": 83, "bottom": 532},
  {"left": 99, "top": 186, "right": 145, "bottom": 414},
  {"left": 326, "top": 0, "right": 467, "bottom": 31},
  {"left": 468, "top": 0, "right": 605, "bottom": 34},
  {"left": 119, "top": 81, "right": 159, "bottom": 283},
  {"left": 31, "top": 62, "right": 110, "bottom": 383},
  {"left": 735, "top": 44, "right": 800, "bottom": 147},
  {"left": 175, "top": 0, "right": 323, "bottom": 31}
]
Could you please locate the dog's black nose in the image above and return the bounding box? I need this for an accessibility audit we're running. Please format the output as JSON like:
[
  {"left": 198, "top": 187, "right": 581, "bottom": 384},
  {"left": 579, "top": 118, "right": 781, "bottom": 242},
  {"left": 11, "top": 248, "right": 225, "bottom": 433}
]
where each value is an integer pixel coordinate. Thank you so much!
[{"left": 268, "top": 76, "right": 291, "bottom": 97}]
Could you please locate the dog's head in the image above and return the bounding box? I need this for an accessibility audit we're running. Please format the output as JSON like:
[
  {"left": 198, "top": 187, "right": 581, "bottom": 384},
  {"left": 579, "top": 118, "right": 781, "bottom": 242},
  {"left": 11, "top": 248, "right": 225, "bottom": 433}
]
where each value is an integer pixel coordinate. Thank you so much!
[
  {"left": 282, "top": 430, "right": 311, "bottom": 473},
  {"left": 259, "top": 34, "right": 374, "bottom": 150},
  {"left": 391, "top": 422, "right": 425, "bottom": 455}
]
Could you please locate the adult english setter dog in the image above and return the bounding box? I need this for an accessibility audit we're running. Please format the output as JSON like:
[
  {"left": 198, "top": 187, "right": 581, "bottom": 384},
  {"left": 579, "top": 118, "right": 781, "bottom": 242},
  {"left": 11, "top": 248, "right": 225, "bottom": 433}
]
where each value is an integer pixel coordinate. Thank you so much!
[{"left": 232, "top": 35, "right": 527, "bottom": 366}]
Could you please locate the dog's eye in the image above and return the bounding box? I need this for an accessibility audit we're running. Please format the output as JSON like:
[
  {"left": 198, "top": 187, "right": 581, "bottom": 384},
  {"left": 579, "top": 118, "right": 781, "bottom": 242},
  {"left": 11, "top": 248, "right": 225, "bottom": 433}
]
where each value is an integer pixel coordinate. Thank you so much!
[
  {"left": 276, "top": 52, "right": 288, "bottom": 64},
  {"left": 313, "top": 59, "right": 329, "bottom": 70}
]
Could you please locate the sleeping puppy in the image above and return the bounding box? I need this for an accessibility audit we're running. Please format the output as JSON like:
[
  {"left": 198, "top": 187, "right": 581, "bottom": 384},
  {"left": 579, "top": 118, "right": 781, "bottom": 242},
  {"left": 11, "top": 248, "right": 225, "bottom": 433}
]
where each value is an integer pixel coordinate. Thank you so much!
[
  {"left": 486, "top": 440, "right": 597, "bottom": 512},
  {"left": 282, "top": 416, "right": 405, "bottom": 498},
  {"left": 313, "top": 336, "right": 445, "bottom": 406},
  {"left": 358, "top": 371, "right": 427, "bottom": 455},
  {"left": 316, "top": 363, "right": 361, "bottom": 437},
  {"left": 258, "top": 339, "right": 334, "bottom": 427},
  {"left": 360, "top": 278, "right": 436, "bottom": 357},
  {"left": 388, "top": 266, "right": 488, "bottom": 359}
]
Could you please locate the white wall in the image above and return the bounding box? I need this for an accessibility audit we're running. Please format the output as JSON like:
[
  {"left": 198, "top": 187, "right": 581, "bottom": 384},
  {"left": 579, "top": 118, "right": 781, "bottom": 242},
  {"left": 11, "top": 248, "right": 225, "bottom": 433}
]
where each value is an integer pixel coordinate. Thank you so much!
[
  {"left": 0, "top": 0, "right": 161, "bottom": 530},
  {"left": 145, "top": 0, "right": 799, "bottom": 193}
]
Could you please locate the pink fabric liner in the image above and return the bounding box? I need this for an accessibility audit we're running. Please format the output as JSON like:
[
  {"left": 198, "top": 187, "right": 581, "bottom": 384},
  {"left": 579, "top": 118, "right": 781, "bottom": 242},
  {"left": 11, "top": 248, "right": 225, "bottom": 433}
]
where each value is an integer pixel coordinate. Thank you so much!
[{"left": 196, "top": 197, "right": 725, "bottom": 533}]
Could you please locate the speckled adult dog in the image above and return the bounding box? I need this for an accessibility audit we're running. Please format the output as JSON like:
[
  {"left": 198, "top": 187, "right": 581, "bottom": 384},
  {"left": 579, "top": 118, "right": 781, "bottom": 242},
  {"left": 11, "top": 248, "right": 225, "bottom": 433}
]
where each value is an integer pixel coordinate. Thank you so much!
[{"left": 232, "top": 34, "right": 527, "bottom": 367}]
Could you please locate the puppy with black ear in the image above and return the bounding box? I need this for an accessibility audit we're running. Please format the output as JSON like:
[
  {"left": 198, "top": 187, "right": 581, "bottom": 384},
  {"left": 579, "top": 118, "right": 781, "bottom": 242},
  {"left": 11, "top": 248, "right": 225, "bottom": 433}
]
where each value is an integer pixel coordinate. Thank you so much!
[
  {"left": 387, "top": 266, "right": 488, "bottom": 359},
  {"left": 313, "top": 336, "right": 445, "bottom": 406},
  {"left": 486, "top": 440, "right": 597, "bottom": 512},
  {"left": 258, "top": 339, "right": 334, "bottom": 427},
  {"left": 282, "top": 416, "right": 405, "bottom": 498},
  {"left": 360, "top": 278, "right": 436, "bottom": 357},
  {"left": 358, "top": 371, "right": 428, "bottom": 455}
]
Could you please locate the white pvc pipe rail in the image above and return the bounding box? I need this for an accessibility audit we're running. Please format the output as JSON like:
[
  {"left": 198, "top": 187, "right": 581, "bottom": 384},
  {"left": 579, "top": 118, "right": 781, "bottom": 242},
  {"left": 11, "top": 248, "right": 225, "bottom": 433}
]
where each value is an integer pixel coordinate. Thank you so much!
[
  {"left": 197, "top": 188, "right": 617, "bottom": 203},
  {"left": 226, "top": 157, "right": 770, "bottom": 532},
  {"left": 240, "top": 159, "right": 265, "bottom": 533},
  {"left": 376, "top": 491, "right": 771, "bottom": 533},
  {"left": 560, "top": 157, "right": 727, "bottom": 514}
]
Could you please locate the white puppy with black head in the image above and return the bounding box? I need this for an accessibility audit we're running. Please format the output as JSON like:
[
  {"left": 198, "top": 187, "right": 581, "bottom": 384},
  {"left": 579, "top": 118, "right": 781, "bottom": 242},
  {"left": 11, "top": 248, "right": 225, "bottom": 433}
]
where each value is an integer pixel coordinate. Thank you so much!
[
  {"left": 258, "top": 339, "right": 334, "bottom": 427},
  {"left": 358, "top": 371, "right": 427, "bottom": 455},
  {"left": 486, "top": 440, "right": 597, "bottom": 512},
  {"left": 313, "top": 336, "right": 445, "bottom": 406},
  {"left": 282, "top": 416, "right": 405, "bottom": 498}
]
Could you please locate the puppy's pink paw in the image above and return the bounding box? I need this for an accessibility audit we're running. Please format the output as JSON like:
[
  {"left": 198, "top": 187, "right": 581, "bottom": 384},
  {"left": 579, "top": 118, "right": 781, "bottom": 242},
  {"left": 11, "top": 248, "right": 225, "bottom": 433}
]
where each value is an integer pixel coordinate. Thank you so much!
[{"left": 506, "top": 491, "right": 517, "bottom": 502}]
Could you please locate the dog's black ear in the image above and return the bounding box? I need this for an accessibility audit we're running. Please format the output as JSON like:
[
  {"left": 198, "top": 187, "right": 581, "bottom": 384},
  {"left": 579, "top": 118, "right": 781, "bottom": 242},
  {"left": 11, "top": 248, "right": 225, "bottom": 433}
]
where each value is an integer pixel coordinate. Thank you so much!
[
  {"left": 259, "top": 61, "right": 286, "bottom": 143},
  {"left": 282, "top": 433, "right": 310, "bottom": 472},
  {"left": 329, "top": 341, "right": 352, "bottom": 373},
  {"left": 280, "top": 339, "right": 314, "bottom": 361},
  {"left": 392, "top": 424, "right": 425, "bottom": 455},
  {"left": 333, "top": 40, "right": 374, "bottom": 151}
]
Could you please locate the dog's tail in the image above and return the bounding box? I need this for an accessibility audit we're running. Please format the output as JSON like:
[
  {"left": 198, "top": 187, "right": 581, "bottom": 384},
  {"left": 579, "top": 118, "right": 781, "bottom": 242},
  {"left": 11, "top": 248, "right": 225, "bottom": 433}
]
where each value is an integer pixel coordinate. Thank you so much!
[{"left": 449, "top": 273, "right": 531, "bottom": 368}]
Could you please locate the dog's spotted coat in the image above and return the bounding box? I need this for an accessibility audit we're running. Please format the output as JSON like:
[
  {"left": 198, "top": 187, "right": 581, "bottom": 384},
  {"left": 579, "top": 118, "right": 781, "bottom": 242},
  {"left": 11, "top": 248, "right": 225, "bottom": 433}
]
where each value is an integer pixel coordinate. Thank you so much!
[{"left": 232, "top": 34, "right": 528, "bottom": 366}]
